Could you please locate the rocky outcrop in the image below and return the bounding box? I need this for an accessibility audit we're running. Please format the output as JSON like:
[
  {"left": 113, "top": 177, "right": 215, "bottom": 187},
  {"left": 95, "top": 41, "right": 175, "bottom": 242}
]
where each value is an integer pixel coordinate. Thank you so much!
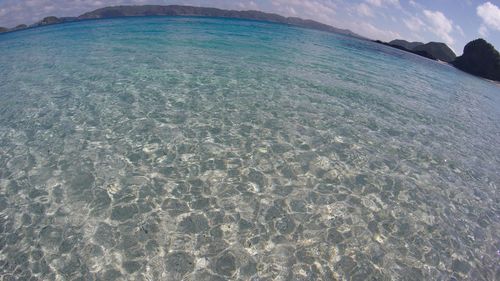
[
  {"left": 375, "top": 39, "right": 456, "bottom": 62},
  {"left": 39, "top": 16, "right": 62, "bottom": 25},
  {"left": 0, "top": 24, "right": 29, "bottom": 33},
  {"left": 452, "top": 39, "right": 500, "bottom": 81},
  {"left": 413, "top": 42, "right": 456, "bottom": 62},
  {"left": 389, "top": 39, "right": 423, "bottom": 50},
  {"left": 77, "top": 5, "right": 362, "bottom": 38},
  {"left": 32, "top": 16, "right": 77, "bottom": 28},
  {"left": 13, "top": 24, "right": 27, "bottom": 31},
  {"left": 374, "top": 40, "right": 437, "bottom": 60}
]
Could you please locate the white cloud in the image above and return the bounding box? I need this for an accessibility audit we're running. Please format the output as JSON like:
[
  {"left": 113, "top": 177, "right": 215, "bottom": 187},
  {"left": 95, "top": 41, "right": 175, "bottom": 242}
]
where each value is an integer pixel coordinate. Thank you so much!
[
  {"left": 356, "top": 3, "right": 374, "bottom": 17},
  {"left": 455, "top": 24, "right": 465, "bottom": 37},
  {"left": 347, "top": 21, "right": 401, "bottom": 41},
  {"left": 479, "top": 24, "right": 489, "bottom": 37},
  {"left": 477, "top": 2, "right": 500, "bottom": 33},
  {"left": 271, "top": 0, "right": 336, "bottom": 16},
  {"left": 366, "top": 0, "right": 383, "bottom": 6},
  {"left": 239, "top": 1, "right": 259, "bottom": 10},
  {"left": 0, "top": 8, "right": 8, "bottom": 18},
  {"left": 270, "top": 0, "right": 337, "bottom": 26},
  {"left": 403, "top": 16, "right": 425, "bottom": 32},
  {"left": 366, "top": 0, "right": 400, "bottom": 7},
  {"left": 423, "top": 9, "right": 455, "bottom": 45},
  {"left": 354, "top": 0, "right": 403, "bottom": 20}
]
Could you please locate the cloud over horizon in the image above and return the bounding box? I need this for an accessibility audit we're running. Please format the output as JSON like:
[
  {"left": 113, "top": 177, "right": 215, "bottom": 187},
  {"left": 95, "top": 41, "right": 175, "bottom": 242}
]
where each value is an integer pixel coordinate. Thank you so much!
[
  {"left": 477, "top": 1, "right": 500, "bottom": 37},
  {"left": 423, "top": 10, "right": 455, "bottom": 46}
]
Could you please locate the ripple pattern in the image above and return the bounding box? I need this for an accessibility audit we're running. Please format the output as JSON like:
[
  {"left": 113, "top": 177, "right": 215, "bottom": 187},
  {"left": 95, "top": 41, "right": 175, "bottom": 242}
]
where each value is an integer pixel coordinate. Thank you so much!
[{"left": 0, "top": 17, "right": 499, "bottom": 281}]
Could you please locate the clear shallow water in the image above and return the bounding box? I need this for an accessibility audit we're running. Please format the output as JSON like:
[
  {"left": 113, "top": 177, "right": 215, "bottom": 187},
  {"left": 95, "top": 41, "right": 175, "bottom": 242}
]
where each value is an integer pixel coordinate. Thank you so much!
[{"left": 0, "top": 16, "right": 499, "bottom": 280}]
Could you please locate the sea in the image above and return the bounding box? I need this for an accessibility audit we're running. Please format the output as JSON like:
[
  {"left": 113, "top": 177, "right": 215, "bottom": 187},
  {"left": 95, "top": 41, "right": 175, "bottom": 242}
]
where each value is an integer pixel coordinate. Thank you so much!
[{"left": 0, "top": 16, "right": 499, "bottom": 280}]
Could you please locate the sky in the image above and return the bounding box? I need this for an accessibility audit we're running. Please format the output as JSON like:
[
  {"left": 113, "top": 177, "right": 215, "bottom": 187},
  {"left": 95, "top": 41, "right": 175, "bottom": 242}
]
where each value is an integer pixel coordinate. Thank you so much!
[{"left": 0, "top": 0, "right": 499, "bottom": 54}]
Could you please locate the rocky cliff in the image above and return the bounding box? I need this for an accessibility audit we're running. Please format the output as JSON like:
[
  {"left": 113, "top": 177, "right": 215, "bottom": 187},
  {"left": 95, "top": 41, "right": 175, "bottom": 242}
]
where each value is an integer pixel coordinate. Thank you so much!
[
  {"left": 413, "top": 42, "right": 456, "bottom": 63},
  {"left": 452, "top": 39, "right": 500, "bottom": 81},
  {"left": 383, "top": 39, "right": 456, "bottom": 62},
  {"left": 389, "top": 39, "right": 423, "bottom": 50}
]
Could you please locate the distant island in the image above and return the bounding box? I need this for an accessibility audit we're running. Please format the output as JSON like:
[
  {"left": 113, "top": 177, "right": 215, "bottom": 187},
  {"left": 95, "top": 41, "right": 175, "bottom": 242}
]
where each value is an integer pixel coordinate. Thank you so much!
[
  {"left": 375, "top": 38, "right": 499, "bottom": 81},
  {"left": 0, "top": 5, "right": 499, "bottom": 82},
  {"left": 0, "top": 5, "right": 362, "bottom": 39},
  {"left": 389, "top": 39, "right": 424, "bottom": 50},
  {"left": 374, "top": 39, "right": 456, "bottom": 62}
]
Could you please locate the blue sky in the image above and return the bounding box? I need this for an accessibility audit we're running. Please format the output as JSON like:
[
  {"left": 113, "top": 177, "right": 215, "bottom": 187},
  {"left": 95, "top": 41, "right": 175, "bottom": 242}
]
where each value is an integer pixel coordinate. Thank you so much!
[{"left": 0, "top": 0, "right": 499, "bottom": 54}]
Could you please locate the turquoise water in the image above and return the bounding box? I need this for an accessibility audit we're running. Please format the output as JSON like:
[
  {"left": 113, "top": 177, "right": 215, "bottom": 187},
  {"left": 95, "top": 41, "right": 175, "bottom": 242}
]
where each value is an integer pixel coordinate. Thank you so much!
[{"left": 0, "top": 16, "right": 499, "bottom": 280}]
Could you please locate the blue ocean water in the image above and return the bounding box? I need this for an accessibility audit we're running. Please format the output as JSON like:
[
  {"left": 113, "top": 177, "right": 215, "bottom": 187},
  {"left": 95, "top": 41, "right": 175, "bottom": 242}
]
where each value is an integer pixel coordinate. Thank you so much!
[{"left": 0, "top": 17, "right": 499, "bottom": 280}]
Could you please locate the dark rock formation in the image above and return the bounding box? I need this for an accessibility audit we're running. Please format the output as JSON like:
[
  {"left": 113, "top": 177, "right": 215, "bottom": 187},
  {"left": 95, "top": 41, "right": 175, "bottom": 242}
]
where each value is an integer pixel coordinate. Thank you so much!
[
  {"left": 32, "top": 16, "right": 77, "bottom": 28},
  {"left": 389, "top": 39, "right": 423, "bottom": 50},
  {"left": 411, "top": 49, "right": 437, "bottom": 61},
  {"left": 39, "top": 16, "right": 62, "bottom": 25},
  {"left": 375, "top": 40, "right": 456, "bottom": 62},
  {"left": 452, "top": 39, "right": 500, "bottom": 81},
  {"left": 374, "top": 40, "right": 437, "bottom": 60},
  {"left": 413, "top": 42, "right": 456, "bottom": 62},
  {"left": 13, "top": 24, "right": 28, "bottom": 31},
  {"left": 0, "top": 24, "right": 29, "bottom": 33},
  {"left": 77, "top": 5, "right": 362, "bottom": 38}
]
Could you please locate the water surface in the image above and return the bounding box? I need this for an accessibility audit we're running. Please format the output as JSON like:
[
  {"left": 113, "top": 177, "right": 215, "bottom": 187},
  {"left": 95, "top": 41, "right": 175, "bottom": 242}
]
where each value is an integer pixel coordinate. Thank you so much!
[{"left": 0, "top": 17, "right": 499, "bottom": 280}]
